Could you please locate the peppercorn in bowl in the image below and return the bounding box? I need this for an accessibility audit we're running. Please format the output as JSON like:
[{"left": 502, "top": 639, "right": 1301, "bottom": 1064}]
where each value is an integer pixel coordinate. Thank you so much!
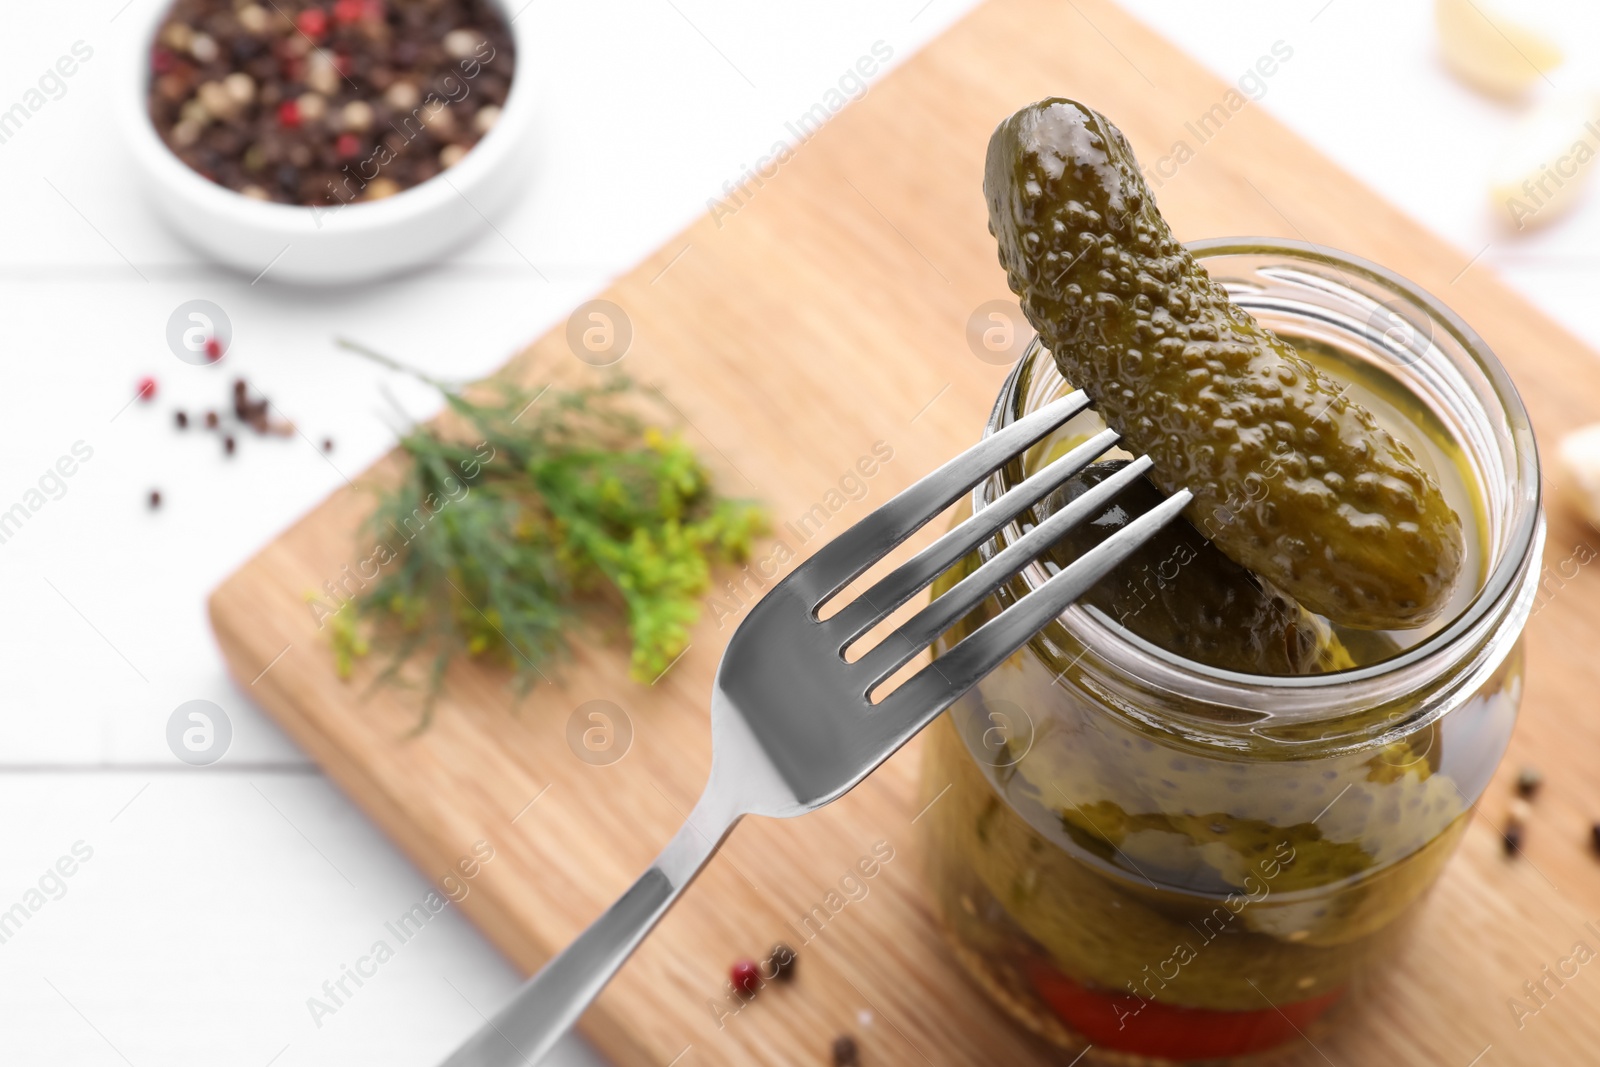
[{"left": 119, "top": 0, "right": 533, "bottom": 283}]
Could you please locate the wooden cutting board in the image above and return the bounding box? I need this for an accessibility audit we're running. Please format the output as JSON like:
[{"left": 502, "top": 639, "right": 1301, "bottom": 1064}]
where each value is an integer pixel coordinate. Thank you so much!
[{"left": 210, "top": 1, "right": 1600, "bottom": 1063}]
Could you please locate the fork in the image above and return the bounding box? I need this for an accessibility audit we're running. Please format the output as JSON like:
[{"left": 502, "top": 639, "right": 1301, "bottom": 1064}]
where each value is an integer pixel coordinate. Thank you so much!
[{"left": 438, "top": 389, "right": 1192, "bottom": 1067}]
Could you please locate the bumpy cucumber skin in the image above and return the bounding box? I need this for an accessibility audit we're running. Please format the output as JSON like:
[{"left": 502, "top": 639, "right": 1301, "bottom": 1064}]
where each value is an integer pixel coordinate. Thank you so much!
[
  {"left": 985, "top": 99, "right": 1464, "bottom": 629},
  {"left": 1039, "top": 462, "right": 1323, "bottom": 675}
]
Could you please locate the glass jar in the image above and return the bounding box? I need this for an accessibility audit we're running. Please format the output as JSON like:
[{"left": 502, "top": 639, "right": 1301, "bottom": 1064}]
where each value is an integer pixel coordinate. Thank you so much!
[{"left": 918, "top": 239, "right": 1543, "bottom": 1064}]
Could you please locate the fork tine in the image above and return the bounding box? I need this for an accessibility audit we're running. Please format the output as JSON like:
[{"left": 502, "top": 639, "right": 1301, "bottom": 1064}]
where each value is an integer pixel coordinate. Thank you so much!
[
  {"left": 829, "top": 426, "right": 1120, "bottom": 649},
  {"left": 879, "top": 489, "right": 1193, "bottom": 723},
  {"left": 789, "top": 390, "right": 1093, "bottom": 610},
  {"left": 854, "top": 455, "right": 1156, "bottom": 692}
]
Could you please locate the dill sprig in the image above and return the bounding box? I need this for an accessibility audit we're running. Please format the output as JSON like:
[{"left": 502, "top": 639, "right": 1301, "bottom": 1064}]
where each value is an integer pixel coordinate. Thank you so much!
[{"left": 334, "top": 339, "right": 767, "bottom": 727}]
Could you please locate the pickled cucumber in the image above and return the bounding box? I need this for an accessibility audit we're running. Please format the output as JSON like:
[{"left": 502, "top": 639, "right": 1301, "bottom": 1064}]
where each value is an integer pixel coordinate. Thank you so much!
[
  {"left": 984, "top": 99, "right": 1465, "bottom": 629},
  {"left": 1037, "top": 461, "right": 1327, "bottom": 675},
  {"left": 921, "top": 714, "right": 1411, "bottom": 1008}
]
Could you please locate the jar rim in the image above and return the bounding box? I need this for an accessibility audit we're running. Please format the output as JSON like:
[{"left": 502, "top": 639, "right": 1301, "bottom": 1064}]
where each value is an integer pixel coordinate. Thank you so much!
[{"left": 984, "top": 237, "right": 1544, "bottom": 721}]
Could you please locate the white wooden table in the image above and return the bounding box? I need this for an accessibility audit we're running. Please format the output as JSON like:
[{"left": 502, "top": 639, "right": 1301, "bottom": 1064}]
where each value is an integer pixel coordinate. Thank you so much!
[{"left": 2, "top": 1, "right": 1596, "bottom": 1063}]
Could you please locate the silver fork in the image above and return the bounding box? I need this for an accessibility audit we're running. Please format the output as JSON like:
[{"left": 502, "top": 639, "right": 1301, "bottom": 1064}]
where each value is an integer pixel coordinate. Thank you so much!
[{"left": 439, "top": 389, "right": 1192, "bottom": 1067}]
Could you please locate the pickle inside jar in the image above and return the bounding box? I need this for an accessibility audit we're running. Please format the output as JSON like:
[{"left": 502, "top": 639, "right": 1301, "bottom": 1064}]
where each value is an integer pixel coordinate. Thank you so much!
[{"left": 922, "top": 345, "right": 1498, "bottom": 1054}]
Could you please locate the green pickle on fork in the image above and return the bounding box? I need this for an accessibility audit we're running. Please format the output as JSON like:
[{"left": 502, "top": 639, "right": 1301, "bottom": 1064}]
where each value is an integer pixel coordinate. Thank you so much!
[
  {"left": 985, "top": 98, "right": 1465, "bottom": 630},
  {"left": 916, "top": 98, "right": 1521, "bottom": 1062}
]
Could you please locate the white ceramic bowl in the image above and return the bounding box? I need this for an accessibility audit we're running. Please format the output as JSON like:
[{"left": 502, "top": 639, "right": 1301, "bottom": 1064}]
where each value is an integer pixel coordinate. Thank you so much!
[{"left": 118, "top": 0, "right": 536, "bottom": 284}]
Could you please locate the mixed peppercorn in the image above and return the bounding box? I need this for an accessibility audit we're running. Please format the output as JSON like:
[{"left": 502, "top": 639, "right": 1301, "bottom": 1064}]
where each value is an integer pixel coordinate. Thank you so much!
[
  {"left": 148, "top": 0, "right": 515, "bottom": 205},
  {"left": 719, "top": 943, "right": 862, "bottom": 1061},
  {"left": 1495, "top": 763, "right": 1600, "bottom": 863},
  {"left": 136, "top": 372, "right": 331, "bottom": 508}
]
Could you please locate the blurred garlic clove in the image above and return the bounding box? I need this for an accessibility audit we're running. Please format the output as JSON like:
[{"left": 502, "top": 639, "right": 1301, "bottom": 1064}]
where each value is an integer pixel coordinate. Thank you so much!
[
  {"left": 1558, "top": 423, "right": 1600, "bottom": 530},
  {"left": 1490, "top": 92, "right": 1600, "bottom": 230},
  {"left": 1436, "top": 0, "right": 1562, "bottom": 98}
]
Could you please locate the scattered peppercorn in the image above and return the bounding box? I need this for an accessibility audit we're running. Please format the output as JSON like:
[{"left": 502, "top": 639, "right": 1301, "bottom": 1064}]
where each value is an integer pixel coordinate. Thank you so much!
[
  {"left": 137, "top": 376, "right": 158, "bottom": 401},
  {"left": 769, "top": 942, "right": 797, "bottom": 982},
  {"left": 730, "top": 959, "right": 761, "bottom": 996},
  {"left": 1516, "top": 766, "right": 1543, "bottom": 799},
  {"left": 1590, "top": 823, "right": 1600, "bottom": 855},
  {"left": 142, "top": 378, "right": 324, "bottom": 514},
  {"left": 831, "top": 1034, "right": 860, "bottom": 1067},
  {"left": 1503, "top": 823, "right": 1524, "bottom": 857},
  {"left": 205, "top": 336, "right": 223, "bottom": 361},
  {"left": 234, "top": 378, "right": 273, "bottom": 432},
  {"left": 1508, "top": 798, "right": 1533, "bottom": 828}
]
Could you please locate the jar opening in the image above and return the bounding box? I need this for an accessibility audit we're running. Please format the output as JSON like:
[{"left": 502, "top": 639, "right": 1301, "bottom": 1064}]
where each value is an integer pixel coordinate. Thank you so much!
[{"left": 981, "top": 238, "right": 1544, "bottom": 730}]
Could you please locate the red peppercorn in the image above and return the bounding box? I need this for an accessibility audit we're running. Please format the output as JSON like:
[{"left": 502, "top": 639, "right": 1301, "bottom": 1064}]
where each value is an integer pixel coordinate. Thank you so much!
[
  {"left": 296, "top": 8, "right": 329, "bottom": 39},
  {"left": 277, "top": 99, "right": 301, "bottom": 129},
  {"left": 151, "top": 47, "right": 177, "bottom": 74},
  {"left": 136, "top": 376, "right": 157, "bottom": 401},
  {"left": 730, "top": 959, "right": 761, "bottom": 996},
  {"left": 205, "top": 337, "right": 223, "bottom": 361},
  {"left": 336, "top": 132, "right": 362, "bottom": 158},
  {"left": 333, "top": 0, "right": 365, "bottom": 22}
]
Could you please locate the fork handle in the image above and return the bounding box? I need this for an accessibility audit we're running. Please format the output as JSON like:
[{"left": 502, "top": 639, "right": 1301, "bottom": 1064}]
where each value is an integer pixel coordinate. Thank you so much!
[{"left": 438, "top": 790, "right": 741, "bottom": 1067}]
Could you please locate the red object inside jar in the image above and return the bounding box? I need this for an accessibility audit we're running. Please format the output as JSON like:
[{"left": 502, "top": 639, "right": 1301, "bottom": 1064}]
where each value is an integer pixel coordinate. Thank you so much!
[{"left": 1027, "top": 961, "right": 1344, "bottom": 1060}]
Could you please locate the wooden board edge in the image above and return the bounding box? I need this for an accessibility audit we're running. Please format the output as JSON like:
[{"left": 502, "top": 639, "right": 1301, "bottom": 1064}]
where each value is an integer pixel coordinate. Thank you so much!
[{"left": 206, "top": 578, "right": 664, "bottom": 1067}]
